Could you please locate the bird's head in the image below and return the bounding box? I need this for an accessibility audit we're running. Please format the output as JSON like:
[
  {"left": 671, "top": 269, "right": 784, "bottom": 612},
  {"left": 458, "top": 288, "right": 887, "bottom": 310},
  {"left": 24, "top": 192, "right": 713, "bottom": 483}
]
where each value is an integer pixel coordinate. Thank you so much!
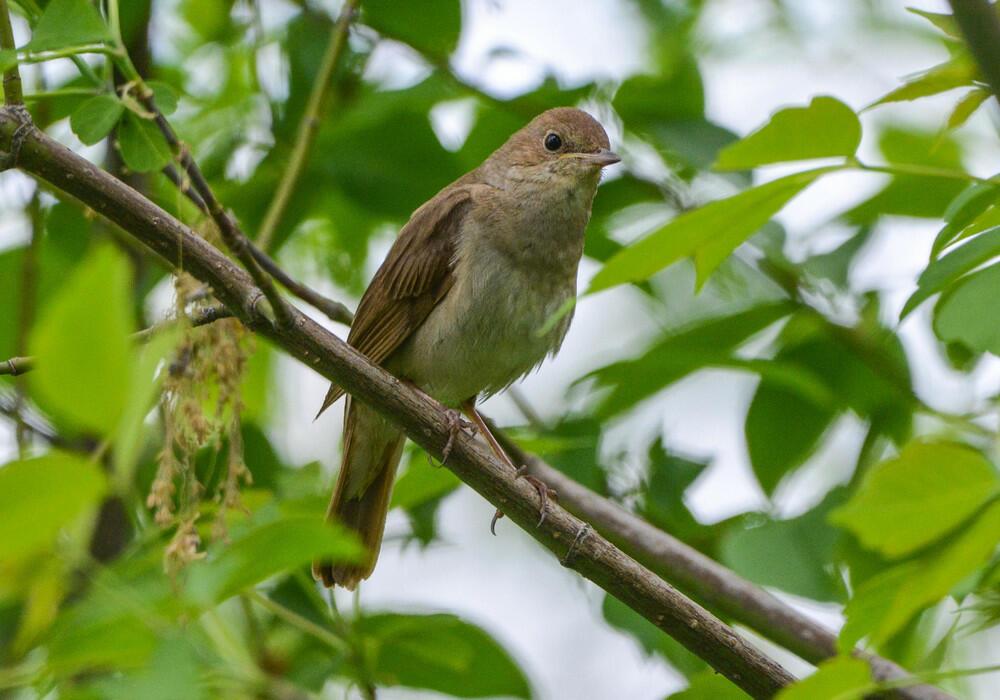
[{"left": 492, "top": 107, "right": 619, "bottom": 185}]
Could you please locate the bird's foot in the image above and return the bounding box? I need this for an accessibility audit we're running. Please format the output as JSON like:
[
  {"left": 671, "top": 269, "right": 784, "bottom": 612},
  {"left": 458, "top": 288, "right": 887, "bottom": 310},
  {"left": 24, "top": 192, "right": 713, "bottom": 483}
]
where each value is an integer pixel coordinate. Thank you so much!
[
  {"left": 440, "top": 408, "right": 476, "bottom": 465},
  {"left": 490, "top": 466, "right": 557, "bottom": 534}
]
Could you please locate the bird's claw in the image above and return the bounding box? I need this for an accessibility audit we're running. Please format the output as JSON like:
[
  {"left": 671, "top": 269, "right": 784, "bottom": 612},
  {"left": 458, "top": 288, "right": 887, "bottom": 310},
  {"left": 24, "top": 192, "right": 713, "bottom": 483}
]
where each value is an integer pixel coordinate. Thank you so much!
[
  {"left": 440, "top": 408, "right": 476, "bottom": 465},
  {"left": 490, "top": 466, "right": 556, "bottom": 533}
]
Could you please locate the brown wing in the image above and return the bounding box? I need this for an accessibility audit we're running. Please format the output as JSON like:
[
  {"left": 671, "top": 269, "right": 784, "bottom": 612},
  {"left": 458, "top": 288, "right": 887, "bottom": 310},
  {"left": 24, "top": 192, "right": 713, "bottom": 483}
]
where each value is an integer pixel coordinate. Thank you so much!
[{"left": 315, "top": 185, "right": 474, "bottom": 416}]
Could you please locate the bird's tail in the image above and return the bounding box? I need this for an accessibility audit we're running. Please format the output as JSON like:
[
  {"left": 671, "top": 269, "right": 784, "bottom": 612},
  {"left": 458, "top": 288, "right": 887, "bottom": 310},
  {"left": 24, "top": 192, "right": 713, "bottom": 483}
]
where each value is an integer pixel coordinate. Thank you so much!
[{"left": 313, "top": 399, "right": 405, "bottom": 589}]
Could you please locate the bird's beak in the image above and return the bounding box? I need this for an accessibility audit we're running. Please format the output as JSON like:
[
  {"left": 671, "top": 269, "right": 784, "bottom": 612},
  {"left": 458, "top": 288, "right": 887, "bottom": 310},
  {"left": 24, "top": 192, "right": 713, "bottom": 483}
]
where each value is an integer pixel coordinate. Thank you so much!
[{"left": 581, "top": 148, "right": 621, "bottom": 168}]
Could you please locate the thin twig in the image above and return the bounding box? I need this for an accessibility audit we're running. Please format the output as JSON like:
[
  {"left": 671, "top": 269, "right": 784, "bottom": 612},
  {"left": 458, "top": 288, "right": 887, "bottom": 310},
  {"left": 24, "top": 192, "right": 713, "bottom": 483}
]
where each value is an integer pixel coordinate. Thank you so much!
[
  {"left": 12, "top": 190, "right": 41, "bottom": 453},
  {"left": 0, "top": 0, "right": 23, "bottom": 105},
  {"left": 246, "top": 590, "right": 346, "bottom": 653},
  {"left": 256, "top": 0, "right": 359, "bottom": 252},
  {"left": 163, "top": 161, "right": 354, "bottom": 325},
  {"left": 1, "top": 304, "right": 234, "bottom": 376}
]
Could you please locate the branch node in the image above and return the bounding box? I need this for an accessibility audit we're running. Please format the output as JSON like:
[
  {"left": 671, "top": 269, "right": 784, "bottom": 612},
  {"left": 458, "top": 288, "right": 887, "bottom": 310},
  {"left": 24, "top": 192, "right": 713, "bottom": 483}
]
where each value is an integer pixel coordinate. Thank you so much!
[
  {"left": 0, "top": 105, "right": 33, "bottom": 171},
  {"left": 561, "top": 523, "right": 591, "bottom": 567}
]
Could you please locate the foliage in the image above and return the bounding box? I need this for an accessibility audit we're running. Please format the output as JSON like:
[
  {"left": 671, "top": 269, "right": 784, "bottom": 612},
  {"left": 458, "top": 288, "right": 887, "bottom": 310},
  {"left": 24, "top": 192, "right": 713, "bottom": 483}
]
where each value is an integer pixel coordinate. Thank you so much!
[{"left": 1, "top": 0, "right": 1000, "bottom": 698}]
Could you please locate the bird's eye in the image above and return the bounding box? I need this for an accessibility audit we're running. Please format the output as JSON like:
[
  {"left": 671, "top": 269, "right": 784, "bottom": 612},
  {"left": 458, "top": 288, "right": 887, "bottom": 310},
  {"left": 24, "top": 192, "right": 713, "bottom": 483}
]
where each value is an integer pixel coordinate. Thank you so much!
[{"left": 544, "top": 132, "right": 563, "bottom": 152}]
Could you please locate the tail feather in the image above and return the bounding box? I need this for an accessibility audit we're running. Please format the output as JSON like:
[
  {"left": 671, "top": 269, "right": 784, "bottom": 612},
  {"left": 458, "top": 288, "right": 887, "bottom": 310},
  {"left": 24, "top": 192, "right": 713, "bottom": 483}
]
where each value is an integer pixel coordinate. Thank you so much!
[{"left": 314, "top": 399, "right": 404, "bottom": 589}]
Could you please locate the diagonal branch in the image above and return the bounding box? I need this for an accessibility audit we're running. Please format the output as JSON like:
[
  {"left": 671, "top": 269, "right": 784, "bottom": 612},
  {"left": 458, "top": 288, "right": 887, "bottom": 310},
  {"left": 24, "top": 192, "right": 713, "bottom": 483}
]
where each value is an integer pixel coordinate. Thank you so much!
[
  {"left": 256, "top": 0, "right": 359, "bottom": 252},
  {"left": 491, "top": 424, "right": 954, "bottom": 700},
  {"left": 162, "top": 163, "right": 354, "bottom": 325},
  {"left": 0, "top": 105, "right": 795, "bottom": 700}
]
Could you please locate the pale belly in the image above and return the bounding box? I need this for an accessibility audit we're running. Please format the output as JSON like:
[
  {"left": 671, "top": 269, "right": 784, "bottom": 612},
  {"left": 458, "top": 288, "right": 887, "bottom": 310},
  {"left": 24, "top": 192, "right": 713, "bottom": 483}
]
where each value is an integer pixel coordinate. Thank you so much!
[{"left": 389, "top": 247, "right": 576, "bottom": 406}]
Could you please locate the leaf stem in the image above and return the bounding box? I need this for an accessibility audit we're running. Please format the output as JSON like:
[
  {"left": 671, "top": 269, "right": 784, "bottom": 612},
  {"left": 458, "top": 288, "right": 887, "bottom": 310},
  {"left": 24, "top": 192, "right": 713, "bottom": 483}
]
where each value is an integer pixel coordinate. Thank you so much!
[
  {"left": 852, "top": 159, "right": 994, "bottom": 184},
  {"left": 256, "top": 0, "right": 358, "bottom": 252},
  {"left": 0, "top": 0, "right": 23, "bottom": 105},
  {"left": 246, "top": 589, "right": 348, "bottom": 652}
]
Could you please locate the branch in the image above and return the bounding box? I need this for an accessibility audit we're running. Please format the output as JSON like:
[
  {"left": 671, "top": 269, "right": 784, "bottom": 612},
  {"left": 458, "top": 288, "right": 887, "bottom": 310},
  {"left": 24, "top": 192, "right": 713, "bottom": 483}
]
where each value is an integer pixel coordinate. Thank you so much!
[
  {"left": 0, "top": 0, "right": 23, "bottom": 105},
  {"left": 948, "top": 0, "right": 1000, "bottom": 102},
  {"left": 256, "top": 0, "right": 358, "bottom": 252},
  {"left": 162, "top": 163, "right": 354, "bottom": 325},
  {"left": 136, "top": 89, "right": 292, "bottom": 328},
  {"left": 0, "top": 304, "right": 234, "bottom": 376},
  {"left": 0, "top": 107, "right": 795, "bottom": 699},
  {"left": 492, "top": 427, "right": 954, "bottom": 700}
]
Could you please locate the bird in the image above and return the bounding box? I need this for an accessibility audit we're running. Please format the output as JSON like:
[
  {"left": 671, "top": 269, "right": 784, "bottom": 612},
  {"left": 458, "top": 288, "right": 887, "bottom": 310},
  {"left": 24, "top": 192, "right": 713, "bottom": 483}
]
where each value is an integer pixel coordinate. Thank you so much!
[{"left": 313, "top": 107, "right": 619, "bottom": 589}]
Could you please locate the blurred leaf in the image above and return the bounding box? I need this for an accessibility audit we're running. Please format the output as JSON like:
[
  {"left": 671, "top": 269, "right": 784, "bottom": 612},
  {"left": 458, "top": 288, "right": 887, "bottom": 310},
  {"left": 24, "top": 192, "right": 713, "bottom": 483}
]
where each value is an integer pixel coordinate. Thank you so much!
[
  {"left": 391, "top": 460, "right": 461, "bottom": 511},
  {"left": 185, "top": 516, "right": 362, "bottom": 606},
  {"left": 715, "top": 97, "right": 861, "bottom": 170},
  {"left": 29, "top": 246, "right": 135, "bottom": 434},
  {"left": 0, "top": 452, "right": 105, "bottom": 562},
  {"left": 589, "top": 168, "right": 833, "bottom": 293},
  {"left": 602, "top": 594, "right": 706, "bottom": 678},
  {"left": 25, "top": 0, "right": 112, "bottom": 52},
  {"left": 930, "top": 183, "right": 1000, "bottom": 259},
  {"left": 118, "top": 112, "right": 173, "bottom": 173},
  {"left": 668, "top": 670, "right": 750, "bottom": 699},
  {"left": 947, "top": 88, "right": 991, "bottom": 129},
  {"left": 907, "top": 8, "right": 961, "bottom": 38},
  {"left": 95, "top": 637, "right": 204, "bottom": 700},
  {"left": 641, "top": 442, "right": 710, "bottom": 542},
  {"left": 147, "top": 81, "right": 179, "bottom": 115},
  {"left": 845, "top": 128, "right": 965, "bottom": 224},
  {"left": 934, "top": 262, "right": 1000, "bottom": 354},
  {"left": 803, "top": 227, "right": 872, "bottom": 287},
  {"left": 358, "top": 612, "right": 531, "bottom": 698},
  {"left": 776, "top": 656, "right": 872, "bottom": 700},
  {"left": 831, "top": 442, "right": 998, "bottom": 558},
  {"left": 901, "top": 225, "right": 1000, "bottom": 318},
  {"left": 363, "top": 0, "right": 462, "bottom": 56},
  {"left": 721, "top": 489, "right": 845, "bottom": 602},
  {"left": 615, "top": 57, "right": 705, "bottom": 125},
  {"left": 70, "top": 95, "right": 124, "bottom": 145},
  {"left": 534, "top": 417, "right": 607, "bottom": 494},
  {"left": 589, "top": 303, "right": 794, "bottom": 417},
  {"left": 869, "top": 61, "right": 975, "bottom": 107},
  {"left": 840, "top": 500, "right": 1000, "bottom": 649}
]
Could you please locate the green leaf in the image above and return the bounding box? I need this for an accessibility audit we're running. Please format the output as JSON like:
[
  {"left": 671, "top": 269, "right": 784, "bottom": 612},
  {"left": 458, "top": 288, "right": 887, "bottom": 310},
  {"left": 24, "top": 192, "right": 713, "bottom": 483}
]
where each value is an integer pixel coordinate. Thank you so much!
[
  {"left": 70, "top": 95, "right": 125, "bottom": 145},
  {"left": 589, "top": 303, "right": 794, "bottom": 417},
  {"left": 947, "top": 88, "right": 991, "bottom": 130},
  {"left": 715, "top": 97, "right": 860, "bottom": 170},
  {"left": 0, "top": 452, "right": 105, "bottom": 562},
  {"left": 840, "top": 501, "right": 1000, "bottom": 648},
  {"left": 721, "top": 490, "right": 845, "bottom": 602},
  {"left": 668, "top": 671, "right": 750, "bottom": 699},
  {"left": 28, "top": 246, "right": 135, "bottom": 434},
  {"left": 589, "top": 168, "right": 832, "bottom": 293},
  {"left": 907, "top": 8, "right": 961, "bottom": 38},
  {"left": 776, "top": 657, "right": 872, "bottom": 700},
  {"left": 641, "top": 442, "right": 710, "bottom": 542},
  {"left": 185, "top": 516, "right": 363, "bottom": 606},
  {"left": 95, "top": 637, "right": 204, "bottom": 700},
  {"left": 117, "top": 112, "right": 173, "bottom": 173},
  {"left": 934, "top": 263, "right": 1000, "bottom": 355},
  {"left": 390, "top": 460, "right": 461, "bottom": 510},
  {"left": 147, "top": 81, "right": 179, "bottom": 115},
  {"left": 831, "top": 442, "right": 998, "bottom": 557},
  {"left": 745, "top": 375, "right": 836, "bottom": 495},
  {"left": 363, "top": 0, "right": 462, "bottom": 56},
  {"left": 25, "top": 0, "right": 112, "bottom": 52},
  {"left": 358, "top": 612, "right": 531, "bottom": 698},
  {"left": 930, "top": 183, "right": 1000, "bottom": 259},
  {"left": 602, "top": 594, "right": 706, "bottom": 678},
  {"left": 901, "top": 225, "right": 1000, "bottom": 318},
  {"left": 869, "top": 61, "right": 975, "bottom": 108}
]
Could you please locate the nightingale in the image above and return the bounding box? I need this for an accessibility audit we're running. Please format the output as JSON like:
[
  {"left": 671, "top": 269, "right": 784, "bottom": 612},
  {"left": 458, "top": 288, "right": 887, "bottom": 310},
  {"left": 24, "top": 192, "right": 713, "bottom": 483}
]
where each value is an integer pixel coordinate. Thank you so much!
[{"left": 313, "top": 107, "right": 619, "bottom": 589}]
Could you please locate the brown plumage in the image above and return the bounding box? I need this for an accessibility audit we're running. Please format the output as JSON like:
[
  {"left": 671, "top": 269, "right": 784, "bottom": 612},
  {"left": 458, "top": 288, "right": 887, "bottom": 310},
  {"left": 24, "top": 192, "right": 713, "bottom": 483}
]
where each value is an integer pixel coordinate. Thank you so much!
[{"left": 314, "top": 107, "right": 619, "bottom": 589}]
